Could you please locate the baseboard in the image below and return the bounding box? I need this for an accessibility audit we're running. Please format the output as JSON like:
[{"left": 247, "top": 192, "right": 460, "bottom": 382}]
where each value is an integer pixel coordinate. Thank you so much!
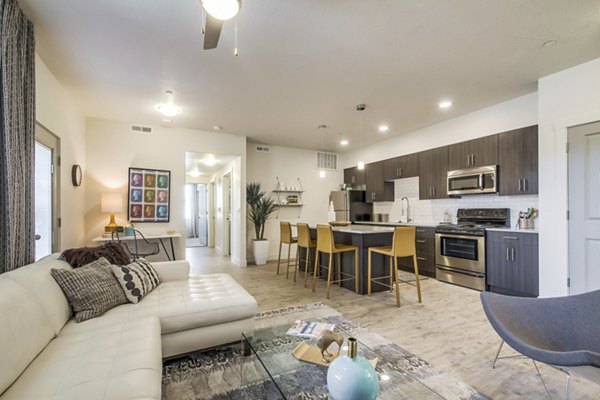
[{"left": 231, "top": 256, "right": 247, "bottom": 267}]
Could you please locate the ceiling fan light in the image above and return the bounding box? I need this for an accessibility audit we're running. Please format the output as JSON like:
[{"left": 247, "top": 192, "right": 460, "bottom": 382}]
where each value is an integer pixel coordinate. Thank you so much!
[{"left": 201, "top": 0, "right": 240, "bottom": 21}]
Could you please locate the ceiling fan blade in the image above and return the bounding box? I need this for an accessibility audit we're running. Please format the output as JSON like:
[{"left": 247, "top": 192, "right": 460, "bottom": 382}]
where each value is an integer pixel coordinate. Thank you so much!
[{"left": 203, "top": 14, "right": 223, "bottom": 50}]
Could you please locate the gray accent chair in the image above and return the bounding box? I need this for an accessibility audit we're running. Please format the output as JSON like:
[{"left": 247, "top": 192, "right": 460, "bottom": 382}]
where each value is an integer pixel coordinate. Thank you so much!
[{"left": 480, "top": 290, "right": 600, "bottom": 399}]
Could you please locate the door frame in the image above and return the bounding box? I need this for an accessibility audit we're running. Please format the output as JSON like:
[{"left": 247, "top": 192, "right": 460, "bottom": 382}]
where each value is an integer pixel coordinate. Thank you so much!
[{"left": 35, "top": 123, "right": 61, "bottom": 254}]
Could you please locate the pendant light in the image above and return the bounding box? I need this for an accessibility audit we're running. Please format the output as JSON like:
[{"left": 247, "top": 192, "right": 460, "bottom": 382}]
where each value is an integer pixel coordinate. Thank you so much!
[
  {"left": 356, "top": 104, "right": 366, "bottom": 170},
  {"left": 318, "top": 124, "right": 327, "bottom": 178}
]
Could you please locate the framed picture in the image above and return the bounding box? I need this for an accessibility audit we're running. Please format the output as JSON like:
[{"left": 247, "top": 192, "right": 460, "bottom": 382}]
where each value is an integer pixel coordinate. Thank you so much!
[{"left": 128, "top": 167, "right": 170, "bottom": 222}]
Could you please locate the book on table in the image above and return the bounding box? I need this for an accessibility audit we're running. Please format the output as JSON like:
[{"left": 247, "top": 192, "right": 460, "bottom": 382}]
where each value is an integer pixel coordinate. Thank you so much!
[{"left": 286, "top": 320, "right": 335, "bottom": 339}]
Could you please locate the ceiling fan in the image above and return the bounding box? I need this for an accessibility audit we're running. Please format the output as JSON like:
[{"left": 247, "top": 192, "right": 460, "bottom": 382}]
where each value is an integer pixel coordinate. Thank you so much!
[{"left": 200, "top": 0, "right": 241, "bottom": 50}]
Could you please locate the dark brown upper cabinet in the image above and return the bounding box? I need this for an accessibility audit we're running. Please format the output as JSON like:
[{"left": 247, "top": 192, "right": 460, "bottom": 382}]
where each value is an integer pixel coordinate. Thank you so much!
[
  {"left": 418, "top": 146, "right": 449, "bottom": 199},
  {"left": 448, "top": 135, "right": 498, "bottom": 171},
  {"left": 498, "top": 125, "right": 538, "bottom": 196},
  {"left": 365, "top": 161, "right": 394, "bottom": 202},
  {"left": 383, "top": 153, "right": 419, "bottom": 181},
  {"left": 343, "top": 166, "right": 365, "bottom": 187}
]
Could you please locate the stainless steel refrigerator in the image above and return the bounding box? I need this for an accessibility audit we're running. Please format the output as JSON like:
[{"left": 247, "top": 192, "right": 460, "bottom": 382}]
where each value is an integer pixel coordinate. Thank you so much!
[{"left": 329, "top": 190, "right": 373, "bottom": 222}]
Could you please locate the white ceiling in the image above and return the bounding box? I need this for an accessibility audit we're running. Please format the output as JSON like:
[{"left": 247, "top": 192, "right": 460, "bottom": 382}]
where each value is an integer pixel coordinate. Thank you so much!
[
  {"left": 20, "top": 0, "right": 600, "bottom": 152},
  {"left": 185, "top": 152, "right": 237, "bottom": 177}
]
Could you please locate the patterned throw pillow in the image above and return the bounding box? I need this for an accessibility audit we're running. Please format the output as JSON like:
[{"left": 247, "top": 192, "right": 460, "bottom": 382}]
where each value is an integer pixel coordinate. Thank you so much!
[
  {"left": 50, "top": 257, "right": 128, "bottom": 322},
  {"left": 111, "top": 258, "right": 161, "bottom": 304}
]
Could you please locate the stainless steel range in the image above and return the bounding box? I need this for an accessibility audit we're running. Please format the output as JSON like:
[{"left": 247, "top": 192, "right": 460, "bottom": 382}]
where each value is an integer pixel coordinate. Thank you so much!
[{"left": 435, "top": 208, "right": 510, "bottom": 291}]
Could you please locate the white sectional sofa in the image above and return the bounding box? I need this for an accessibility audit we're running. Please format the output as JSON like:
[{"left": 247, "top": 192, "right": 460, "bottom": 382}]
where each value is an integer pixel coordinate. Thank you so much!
[{"left": 0, "top": 254, "right": 257, "bottom": 400}]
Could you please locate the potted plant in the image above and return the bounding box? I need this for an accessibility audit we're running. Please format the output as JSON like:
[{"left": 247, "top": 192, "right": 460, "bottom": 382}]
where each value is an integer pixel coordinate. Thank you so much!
[{"left": 247, "top": 182, "right": 278, "bottom": 265}]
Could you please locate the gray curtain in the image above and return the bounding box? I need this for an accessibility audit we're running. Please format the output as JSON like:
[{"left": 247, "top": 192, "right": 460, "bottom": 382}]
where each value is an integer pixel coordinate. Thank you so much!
[{"left": 0, "top": 0, "right": 35, "bottom": 274}]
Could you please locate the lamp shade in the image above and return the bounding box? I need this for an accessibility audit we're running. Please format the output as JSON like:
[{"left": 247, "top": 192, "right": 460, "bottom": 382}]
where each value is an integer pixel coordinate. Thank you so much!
[{"left": 101, "top": 193, "right": 123, "bottom": 213}]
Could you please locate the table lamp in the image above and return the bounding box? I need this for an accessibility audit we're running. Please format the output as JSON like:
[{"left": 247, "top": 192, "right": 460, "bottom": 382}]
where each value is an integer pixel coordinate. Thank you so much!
[{"left": 101, "top": 193, "right": 123, "bottom": 232}]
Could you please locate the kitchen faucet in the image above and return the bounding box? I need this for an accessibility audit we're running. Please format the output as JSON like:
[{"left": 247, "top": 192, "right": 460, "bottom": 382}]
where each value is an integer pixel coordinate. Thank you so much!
[{"left": 400, "top": 197, "right": 411, "bottom": 223}]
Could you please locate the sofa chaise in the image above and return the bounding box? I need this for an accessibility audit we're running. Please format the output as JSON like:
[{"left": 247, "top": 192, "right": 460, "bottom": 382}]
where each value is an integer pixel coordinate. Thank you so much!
[{"left": 0, "top": 253, "right": 257, "bottom": 400}]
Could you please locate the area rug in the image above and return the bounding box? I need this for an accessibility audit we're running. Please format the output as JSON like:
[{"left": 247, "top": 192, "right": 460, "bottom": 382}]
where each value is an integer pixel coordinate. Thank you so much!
[{"left": 162, "top": 303, "right": 488, "bottom": 400}]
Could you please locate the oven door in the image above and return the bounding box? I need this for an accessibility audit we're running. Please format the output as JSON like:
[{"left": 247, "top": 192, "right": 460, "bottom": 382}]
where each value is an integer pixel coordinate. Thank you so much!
[{"left": 435, "top": 233, "right": 485, "bottom": 273}]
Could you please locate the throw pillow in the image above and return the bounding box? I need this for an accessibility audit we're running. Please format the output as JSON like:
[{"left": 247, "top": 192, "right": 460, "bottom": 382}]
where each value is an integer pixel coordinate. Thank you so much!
[
  {"left": 60, "top": 242, "right": 131, "bottom": 268},
  {"left": 51, "top": 257, "right": 128, "bottom": 322},
  {"left": 111, "top": 258, "right": 161, "bottom": 304}
]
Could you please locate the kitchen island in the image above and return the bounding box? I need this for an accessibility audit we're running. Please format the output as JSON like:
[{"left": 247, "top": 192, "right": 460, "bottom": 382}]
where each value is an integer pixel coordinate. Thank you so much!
[{"left": 308, "top": 225, "right": 397, "bottom": 295}]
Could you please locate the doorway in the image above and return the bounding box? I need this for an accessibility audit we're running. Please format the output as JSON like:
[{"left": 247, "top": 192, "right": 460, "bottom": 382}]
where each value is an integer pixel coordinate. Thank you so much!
[
  {"left": 185, "top": 183, "right": 208, "bottom": 247},
  {"left": 222, "top": 172, "right": 232, "bottom": 256},
  {"left": 567, "top": 120, "right": 600, "bottom": 294},
  {"left": 34, "top": 124, "right": 60, "bottom": 261}
]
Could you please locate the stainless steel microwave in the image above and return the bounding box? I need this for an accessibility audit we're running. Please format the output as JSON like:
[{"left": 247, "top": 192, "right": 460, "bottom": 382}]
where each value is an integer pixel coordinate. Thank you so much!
[{"left": 447, "top": 165, "right": 497, "bottom": 195}]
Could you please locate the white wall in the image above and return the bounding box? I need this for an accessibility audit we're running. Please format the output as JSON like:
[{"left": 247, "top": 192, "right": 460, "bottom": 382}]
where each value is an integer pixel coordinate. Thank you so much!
[
  {"left": 35, "top": 54, "right": 87, "bottom": 249},
  {"left": 538, "top": 57, "right": 600, "bottom": 297},
  {"left": 342, "top": 93, "right": 538, "bottom": 167},
  {"left": 247, "top": 144, "right": 343, "bottom": 262},
  {"left": 85, "top": 118, "right": 247, "bottom": 264}
]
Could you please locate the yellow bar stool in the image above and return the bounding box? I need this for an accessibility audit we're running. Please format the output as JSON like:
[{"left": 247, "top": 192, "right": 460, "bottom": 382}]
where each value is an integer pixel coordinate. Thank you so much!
[
  {"left": 367, "top": 226, "right": 422, "bottom": 307},
  {"left": 312, "top": 224, "right": 359, "bottom": 299},
  {"left": 295, "top": 223, "right": 316, "bottom": 286},
  {"left": 277, "top": 221, "right": 298, "bottom": 278}
]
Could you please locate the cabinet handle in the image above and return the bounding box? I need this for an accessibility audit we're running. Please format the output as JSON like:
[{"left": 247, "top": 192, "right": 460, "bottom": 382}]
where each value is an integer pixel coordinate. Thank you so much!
[
  {"left": 506, "top": 248, "right": 510, "bottom": 261},
  {"left": 396, "top": 167, "right": 399, "bottom": 177},
  {"left": 503, "top": 236, "right": 518, "bottom": 240},
  {"left": 511, "top": 248, "right": 516, "bottom": 262},
  {"left": 416, "top": 229, "right": 425, "bottom": 233},
  {"left": 467, "top": 154, "right": 470, "bottom": 166},
  {"left": 518, "top": 179, "right": 522, "bottom": 192},
  {"left": 524, "top": 179, "right": 528, "bottom": 192},
  {"left": 433, "top": 187, "right": 436, "bottom": 197},
  {"left": 352, "top": 176, "right": 356, "bottom": 184},
  {"left": 416, "top": 240, "right": 426, "bottom": 243},
  {"left": 417, "top": 257, "right": 426, "bottom": 261},
  {"left": 399, "top": 167, "right": 402, "bottom": 177}
]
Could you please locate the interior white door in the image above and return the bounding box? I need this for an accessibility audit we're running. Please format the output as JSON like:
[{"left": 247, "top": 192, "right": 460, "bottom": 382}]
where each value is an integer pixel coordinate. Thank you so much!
[
  {"left": 34, "top": 124, "right": 60, "bottom": 261},
  {"left": 197, "top": 184, "right": 208, "bottom": 246},
  {"left": 568, "top": 121, "right": 600, "bottom": 294},
  {"left": 222, "top": 173, "right": 231, "bottom": 256}
]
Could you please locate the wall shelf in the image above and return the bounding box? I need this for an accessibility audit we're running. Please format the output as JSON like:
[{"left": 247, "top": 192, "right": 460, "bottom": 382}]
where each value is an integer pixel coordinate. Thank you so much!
[{"left": 273, "top": 177, "right": 304, "bottom": 218}]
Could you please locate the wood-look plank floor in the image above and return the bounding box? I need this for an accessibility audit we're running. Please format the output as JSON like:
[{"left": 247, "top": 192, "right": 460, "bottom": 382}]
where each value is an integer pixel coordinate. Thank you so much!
[{"left": 186, "top": 247, "right": 600, "bottom": 400}]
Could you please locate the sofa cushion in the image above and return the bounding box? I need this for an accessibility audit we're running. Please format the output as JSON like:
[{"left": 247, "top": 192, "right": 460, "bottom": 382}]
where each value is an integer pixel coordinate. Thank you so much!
[
  {"left": 51, "top": 258, "right": 128, "bottom": 322},
  {"left": 0, "top": 279, "right": 55, "bottom": 395},
  {"left": 60, "top": 242, "right": 131, "bottom": 268},
  {"left": 0, "top": 253, "right": 72, "bottom": 334},
  {"left": 0, "top": 317, "right": 162, "bottom": 400},
  {"left": 112, "top": 258, "right": 161, "bottom": 303},
  {"left": 60, "top": 273, "right": 257, "bottom": 336}
]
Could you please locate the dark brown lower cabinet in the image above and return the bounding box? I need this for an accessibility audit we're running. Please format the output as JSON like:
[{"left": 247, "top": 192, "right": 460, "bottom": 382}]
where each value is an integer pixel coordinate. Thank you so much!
[
  {"left": 486, "top": 231, "right": 538, "bottom": 297},
  {"left": 397, "top": 226, "right": 435, "bottom": 278}
]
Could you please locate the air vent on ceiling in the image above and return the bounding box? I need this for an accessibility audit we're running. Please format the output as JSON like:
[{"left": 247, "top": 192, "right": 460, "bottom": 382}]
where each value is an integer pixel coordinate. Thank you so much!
[
  {"left": 316, "top": 151, "right": 338, "bottom": 170},
  {"left": 130, "top": 124, "right": 153, "bottom": 135},
  {"left": 255, "top": 145, "right": 271, "bottom": 153}
]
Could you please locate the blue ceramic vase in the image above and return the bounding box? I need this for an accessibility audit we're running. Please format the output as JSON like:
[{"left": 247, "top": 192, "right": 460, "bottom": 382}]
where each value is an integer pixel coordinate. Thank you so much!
[{"left": 327, "top": 337, "right": 379, "bottom": 400}]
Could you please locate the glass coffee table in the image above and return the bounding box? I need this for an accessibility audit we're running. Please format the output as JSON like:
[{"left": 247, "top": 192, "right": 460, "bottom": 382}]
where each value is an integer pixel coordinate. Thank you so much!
[{"left": 241, "top": 322, "right": 445, "bottom": 399}]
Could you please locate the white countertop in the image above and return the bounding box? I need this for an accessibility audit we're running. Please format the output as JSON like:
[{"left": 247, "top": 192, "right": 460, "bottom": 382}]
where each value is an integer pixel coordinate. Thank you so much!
[
  {"left": 332, "top": 225, "right": 395, "bottom": 234},
  {"left": 353, "top": 221, "right": 438, "bottom": 228}
]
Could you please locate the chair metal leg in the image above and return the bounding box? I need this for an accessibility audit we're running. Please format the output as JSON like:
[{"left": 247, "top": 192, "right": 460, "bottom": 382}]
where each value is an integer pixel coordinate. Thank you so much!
[
  {"left": 564, "top": 369, "right": 571, "bottom": 400},
  {"left": 294, "top": 245, "right": 299, "bottom": 283},
  {"left": 492, "top": 340, "right": 504, "bottom": 369},
  {"left": 303, "top": 247, "right": 312, "bottom": 288},
  {"left": 389, "top": 256, "right": 393, "bottom": 292},
  {"left": 354, "top": 249, "right": 359, "bottom": 294},
  {"left": 394, "top": 255, "right": 401, "bottom": 307},
  {"left": 326, "top": 253, "right": 333, "bottom": 299},
  {"left": 532, "top": 360, "right": 552, "bottom": 400},
  {"left": 413, "top": 254, "right": 422, "bottom": 303},
  {"left": 336, "top": 253, "right": 341, "bottom": 286},
  {"left": 312, "top": 250, "right": 319, "bottom": 292},
  {"left": 276, "top": 241, "right": 282, "bottom": 274},
  {"left": 368, "top": 249, "right": 372, "bottom": 297},
  {"left": 286, "top": 243, "right": 292, "bottom": 279}
]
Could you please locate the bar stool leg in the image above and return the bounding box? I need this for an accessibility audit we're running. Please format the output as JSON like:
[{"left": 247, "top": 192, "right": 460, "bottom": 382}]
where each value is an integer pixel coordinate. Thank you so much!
[
  {"left": 354, "top": 249, "right": 359, "bottom": 294},
  {"left": 394, "top": 255, "right": 401, "bottom": 307},
  {"left": 294, "top": 245, "right": 299, "bottom": 283},
  {"left": 286, "top": 243, "right": 292, "bottom": 279},
  {"left": 389, "top": 255, "right": 393, "bottom": 292},
  {"left": 312, "top": 250, "right": 319, "bottom": 292},
  {"left": 413, "top": 254, "right": 422, "bottom": 303},
  {"left": 326, "top": 253, "right": 333, "bottom": 299},
  {"left": 336, "top": 253, "right": 341, "bottom": 287},
  {"left": 303, "top": 247, "right": 312, "bottom": 288},
  {"left": 368, "top": 249, "right": 372, "bottom": 297},
  {"left": 276, "top": 241, "right": 282, "bottom": 274}
]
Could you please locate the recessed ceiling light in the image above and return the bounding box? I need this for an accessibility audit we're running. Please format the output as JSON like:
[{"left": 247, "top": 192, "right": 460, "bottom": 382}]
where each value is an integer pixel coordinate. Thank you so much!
[
  {"left": 213, "top": 125, "right": 223, "bottom": 131},
  {"left": 438, "top": 100, "right": 453, "bottom": 109},
  {"left": 378, "top": 125, "right": 389, "bottom": 133},
  {"left": 156, "top": 103, "right": 181, "bottom": 117},
  {"left": 189, "top": 170, "right": 201, "bottom": 178},
  {"left": 542, "top": 39, "right": 557, "bottom": 47},
  {"left": 340, "top": 139, "right": 349, "bottom": 146},
  {"left": 162, "top": 119, "right": 173, "bottom": 123},
  {"left": 201, "top": 158, "right": 217, "bottom": 166}
]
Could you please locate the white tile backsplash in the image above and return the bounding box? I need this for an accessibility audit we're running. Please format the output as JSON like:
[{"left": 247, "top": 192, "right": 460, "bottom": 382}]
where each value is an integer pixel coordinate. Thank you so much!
[{"left": 373, "top": 176, "right": 538, "bottom": 228}]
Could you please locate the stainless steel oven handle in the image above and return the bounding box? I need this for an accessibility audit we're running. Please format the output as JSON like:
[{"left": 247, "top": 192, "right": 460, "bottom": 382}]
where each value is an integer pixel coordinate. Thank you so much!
[
  {"left": 478, "top": 173, "right": 483, "bottom": 189},
  {"left": 436, "top": 265, "right": 485, "bottom": 278},
  {"left": 436, "top": 233, "right": 484, "bottom": 241}
]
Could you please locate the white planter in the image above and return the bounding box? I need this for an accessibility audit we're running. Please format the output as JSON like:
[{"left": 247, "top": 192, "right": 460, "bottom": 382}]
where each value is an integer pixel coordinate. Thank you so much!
[{"left": 253, "top": 240, "right": 269, "bottom": 265}]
